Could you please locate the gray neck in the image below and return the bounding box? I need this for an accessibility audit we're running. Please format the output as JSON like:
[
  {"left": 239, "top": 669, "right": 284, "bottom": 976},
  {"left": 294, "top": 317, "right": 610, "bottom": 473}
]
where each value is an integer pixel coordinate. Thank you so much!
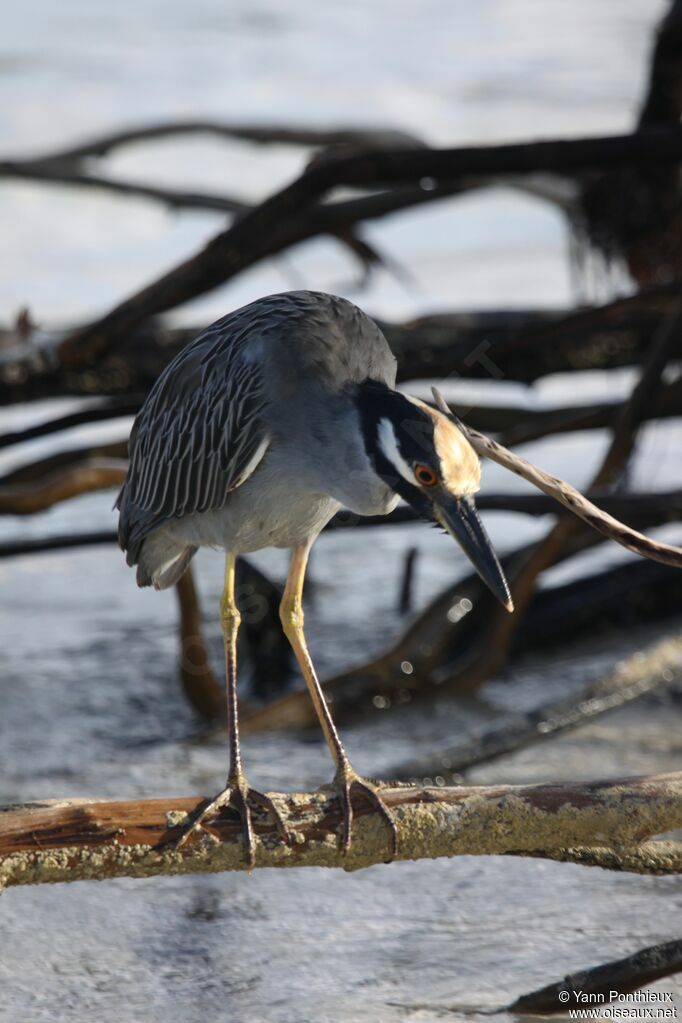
[{"left": 293, "top": 389, "right": 400, "bottom": 517}]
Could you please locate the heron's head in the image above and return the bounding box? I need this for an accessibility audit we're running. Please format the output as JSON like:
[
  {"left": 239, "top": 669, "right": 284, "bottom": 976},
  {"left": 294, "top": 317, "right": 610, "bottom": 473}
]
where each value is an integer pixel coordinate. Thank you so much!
[{"left": 357, "top": 381, "right": 513, "bottom": 612}]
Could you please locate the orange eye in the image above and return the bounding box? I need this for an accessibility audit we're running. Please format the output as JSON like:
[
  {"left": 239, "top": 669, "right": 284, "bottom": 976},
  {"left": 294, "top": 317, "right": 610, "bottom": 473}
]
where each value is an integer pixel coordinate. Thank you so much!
[{"left": 414, "top": 464, "right": 438, "bottom": 486}]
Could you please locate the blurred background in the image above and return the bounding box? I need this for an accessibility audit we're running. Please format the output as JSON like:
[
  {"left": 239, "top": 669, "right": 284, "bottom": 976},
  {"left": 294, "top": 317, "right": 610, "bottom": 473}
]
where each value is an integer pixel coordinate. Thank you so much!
[{"left": 1, "top": 2, "right": 682, "bottom": 1021}]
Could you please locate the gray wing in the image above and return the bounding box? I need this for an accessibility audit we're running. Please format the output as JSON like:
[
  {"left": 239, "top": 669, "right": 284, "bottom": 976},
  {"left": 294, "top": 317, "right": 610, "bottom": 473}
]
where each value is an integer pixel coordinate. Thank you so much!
[{"left": 116, "top": 316, "right": 268, "bottom": 565}]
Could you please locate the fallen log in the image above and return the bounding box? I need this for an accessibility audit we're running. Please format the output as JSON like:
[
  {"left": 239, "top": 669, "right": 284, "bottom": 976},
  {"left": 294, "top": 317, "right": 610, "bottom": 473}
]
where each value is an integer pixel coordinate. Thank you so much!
[{"left": 1, "top": 773, "right": 682, "bottom": 888}]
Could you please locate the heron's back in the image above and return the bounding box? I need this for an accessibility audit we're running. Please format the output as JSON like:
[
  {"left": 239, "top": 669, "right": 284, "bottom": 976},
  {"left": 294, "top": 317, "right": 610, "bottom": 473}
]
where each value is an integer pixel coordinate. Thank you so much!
[{"left": 117, "top": 291, "right": 397, "bottom": 587}]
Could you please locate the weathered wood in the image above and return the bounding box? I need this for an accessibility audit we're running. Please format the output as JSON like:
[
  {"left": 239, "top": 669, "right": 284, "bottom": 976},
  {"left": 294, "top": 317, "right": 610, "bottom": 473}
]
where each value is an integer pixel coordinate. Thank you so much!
[{"left": 1, "top": 774, "right": 682, "bottom": 889}]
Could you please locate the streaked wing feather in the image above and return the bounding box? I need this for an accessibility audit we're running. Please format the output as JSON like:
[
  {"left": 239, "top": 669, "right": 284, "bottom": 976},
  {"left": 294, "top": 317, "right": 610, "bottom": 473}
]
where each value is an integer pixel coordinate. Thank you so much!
[{"left": 117, "top": 320, "right": 268, "bottom": 559}]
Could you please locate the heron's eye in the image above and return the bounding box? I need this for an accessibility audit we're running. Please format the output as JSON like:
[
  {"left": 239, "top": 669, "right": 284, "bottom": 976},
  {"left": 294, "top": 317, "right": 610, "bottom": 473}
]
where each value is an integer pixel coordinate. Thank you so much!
[{"left": 414, "top": 464, "right": 438, "bottom": 487}]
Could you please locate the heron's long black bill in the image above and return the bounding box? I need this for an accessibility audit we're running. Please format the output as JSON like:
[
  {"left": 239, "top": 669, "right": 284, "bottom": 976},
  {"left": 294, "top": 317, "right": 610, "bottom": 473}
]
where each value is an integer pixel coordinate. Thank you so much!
[{"left": 437, "top": 495, "right": 514, "bottom": 612}]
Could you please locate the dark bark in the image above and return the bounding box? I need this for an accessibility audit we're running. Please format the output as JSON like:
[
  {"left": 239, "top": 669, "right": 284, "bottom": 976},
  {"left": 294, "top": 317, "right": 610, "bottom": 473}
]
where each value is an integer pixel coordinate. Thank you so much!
[{"left": 508, "top": 938, "right": 682, "bottom": 1015}]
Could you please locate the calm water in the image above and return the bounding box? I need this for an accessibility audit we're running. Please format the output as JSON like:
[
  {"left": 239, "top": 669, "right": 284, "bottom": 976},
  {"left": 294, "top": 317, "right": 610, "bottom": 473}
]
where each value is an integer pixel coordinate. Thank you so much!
[{"left": 2, "top": 3, "right": 682, "bottom": 1021}]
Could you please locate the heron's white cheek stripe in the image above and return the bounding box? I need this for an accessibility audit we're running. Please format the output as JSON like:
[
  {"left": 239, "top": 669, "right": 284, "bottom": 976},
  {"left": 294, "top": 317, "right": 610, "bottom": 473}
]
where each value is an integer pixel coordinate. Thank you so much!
[
  {"left": 232, "top": 435, "right": 271, "bottom": 489},
  {"left": 377, "top": 418, "right": 414, "bottom": 485}
]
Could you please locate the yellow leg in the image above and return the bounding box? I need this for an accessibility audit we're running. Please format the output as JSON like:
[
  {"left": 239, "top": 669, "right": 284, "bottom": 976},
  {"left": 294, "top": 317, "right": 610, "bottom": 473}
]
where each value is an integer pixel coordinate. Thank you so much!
[
  {"left": 174, "top": 553, "right": 288, "bottom": 864},
  {"left": 221, "top": 552, "right": 243, "bottom": 778},
  {"left": 280, "top": 543, "right": 398, "bottom": 859}
]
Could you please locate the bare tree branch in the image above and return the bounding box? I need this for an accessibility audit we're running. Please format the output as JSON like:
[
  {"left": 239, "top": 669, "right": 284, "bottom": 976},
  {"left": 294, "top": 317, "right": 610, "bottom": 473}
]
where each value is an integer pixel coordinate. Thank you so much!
[
  {"left": 0, "top": 161, "right": 249, "bottom": 214},
  {"left": 444, "top": 422, "right": 682, "bottom": 570},
  {"left": 4, "top": 282, "right": 682, "bottom": 405},
  {"left": 8, "top": 120, "right": 423, "bottom": 164},
  {"left": 43, "top": 126, "right": 682, "bottom": 370}
]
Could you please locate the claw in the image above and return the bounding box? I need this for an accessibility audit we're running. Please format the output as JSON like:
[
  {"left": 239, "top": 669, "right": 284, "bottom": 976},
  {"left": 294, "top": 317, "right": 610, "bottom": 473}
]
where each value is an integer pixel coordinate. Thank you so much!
[
  {"left": 333, "top": 763, "right": 398, "bottom": 862},
  {"left": 172, "top": 775, "right": 290, "bottom": 868}
]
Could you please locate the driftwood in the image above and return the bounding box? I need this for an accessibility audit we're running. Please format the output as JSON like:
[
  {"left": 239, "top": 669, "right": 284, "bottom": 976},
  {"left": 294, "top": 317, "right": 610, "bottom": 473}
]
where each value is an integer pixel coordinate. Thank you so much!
[
  {"left": 0, "top": 459, "right": 126, "bottom": 515},
  {"left": 3, "top": 283, "right": 682, "bottom": 405},
  {"left": 2, "top": 127, "right": 682, "bottom": 406},
  {"left": 507, "top": 939, "right": 682, "bottom": 1015},
  {"left": 46, "top": 127, "right": 682, "bottom": 366},
  {"left": 1, "top": 773, "right": 682, "bottom": 889},
  {"left": 392, "top": 631, "right": 682, "bottom": 782}
]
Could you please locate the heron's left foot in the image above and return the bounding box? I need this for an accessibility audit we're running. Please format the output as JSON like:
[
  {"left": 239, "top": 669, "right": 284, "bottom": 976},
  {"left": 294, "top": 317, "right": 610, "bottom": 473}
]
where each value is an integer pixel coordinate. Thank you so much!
[
  {"left": 173, "top": 773, "right": 290, "bottom": 868},
  {"left": 332, "top": 761, "right": 398, "bottom": 862}
]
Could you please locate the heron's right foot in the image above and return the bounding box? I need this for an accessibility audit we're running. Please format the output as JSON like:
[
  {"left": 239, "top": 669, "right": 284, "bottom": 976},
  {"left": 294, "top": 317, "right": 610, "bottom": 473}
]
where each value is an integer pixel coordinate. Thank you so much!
[
  {"left": 174, "top": 773, "right": 290, "bottom": 868},
  {"left": 332, "top": 761, "right": 398, "bottom": 863}
]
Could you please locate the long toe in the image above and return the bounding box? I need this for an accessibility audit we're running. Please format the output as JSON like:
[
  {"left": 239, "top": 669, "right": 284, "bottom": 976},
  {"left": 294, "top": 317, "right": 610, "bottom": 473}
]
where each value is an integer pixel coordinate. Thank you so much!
[
  {"left": 333, "top": 768, "right": 398, "bottom": 862},
  {"left": 173, "top": 787, "right": 235, "bottom": 851},
  {"left": 350, "top": 777, "right": 399, "bottom": 862},
  {"left": 247, "top": 789, "right": 291, "bottom": 844},
  {"left": 172, "top": 780, "right": 290, "bottom": 869}
]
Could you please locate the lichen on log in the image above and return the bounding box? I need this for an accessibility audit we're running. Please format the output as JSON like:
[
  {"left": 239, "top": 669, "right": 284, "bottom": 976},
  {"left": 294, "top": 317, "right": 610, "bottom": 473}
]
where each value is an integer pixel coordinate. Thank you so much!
[{"left": 1, "top": 773, "right": 682, "bottom": 890}]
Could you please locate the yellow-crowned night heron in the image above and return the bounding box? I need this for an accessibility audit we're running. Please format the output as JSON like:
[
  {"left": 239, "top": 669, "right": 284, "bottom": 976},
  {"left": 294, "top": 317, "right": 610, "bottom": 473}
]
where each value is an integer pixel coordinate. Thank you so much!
[{"left": 117, "top": 290, "right": 512, "bottom": 864}]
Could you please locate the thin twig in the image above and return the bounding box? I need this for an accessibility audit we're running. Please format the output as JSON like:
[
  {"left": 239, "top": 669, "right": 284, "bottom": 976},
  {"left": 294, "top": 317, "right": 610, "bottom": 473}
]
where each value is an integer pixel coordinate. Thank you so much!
[
  {"left": 8, "top": 120, "right": 423, "bottom": 164},
  {"left": 440, "top": 415, "right": 682, "bottom": 569}
]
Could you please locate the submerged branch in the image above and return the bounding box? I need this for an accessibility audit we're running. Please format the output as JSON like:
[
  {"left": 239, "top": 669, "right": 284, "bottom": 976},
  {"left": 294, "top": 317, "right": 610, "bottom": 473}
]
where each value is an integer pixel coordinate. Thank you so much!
[
  {"left": 175, "top": 567, "right": 224, "bottom": 723},
  {"left": 2, "top": 773, "right": 682, "bottom": 889},
  {"left": 507, "top": 938, "right": 682, "bottom": 1015},
  {"left": 391, "top": 631, "right": 682, "bottom": 783},
  {"left": 0, "top": 460, "right": 126, "bottom": 515}
]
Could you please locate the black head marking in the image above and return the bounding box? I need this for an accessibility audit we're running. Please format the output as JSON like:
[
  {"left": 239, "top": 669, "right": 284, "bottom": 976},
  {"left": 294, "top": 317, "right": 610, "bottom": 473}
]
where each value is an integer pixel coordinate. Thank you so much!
[{"left": 354, "top": 379, "right": 436, "bottom": 515}]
